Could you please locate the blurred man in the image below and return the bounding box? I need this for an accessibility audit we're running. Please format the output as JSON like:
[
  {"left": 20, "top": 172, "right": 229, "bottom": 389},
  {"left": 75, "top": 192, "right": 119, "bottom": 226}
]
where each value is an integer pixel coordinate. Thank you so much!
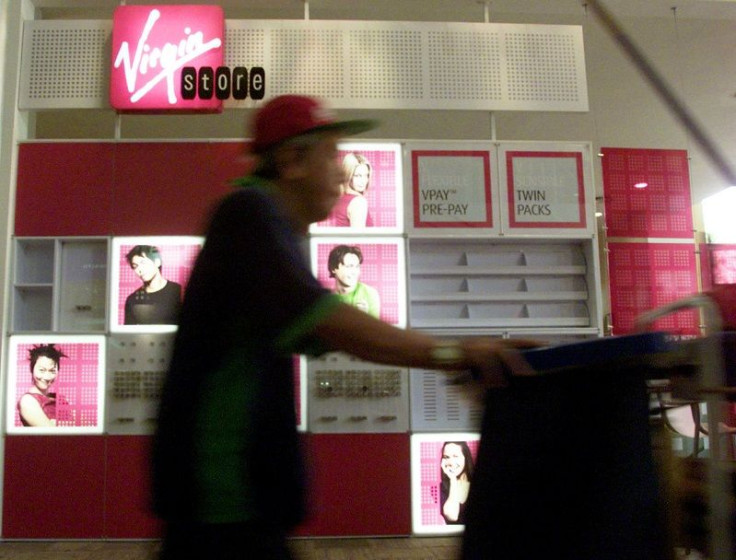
[{"left": 152, "top": 95, "right": 536, "bottom": 560}]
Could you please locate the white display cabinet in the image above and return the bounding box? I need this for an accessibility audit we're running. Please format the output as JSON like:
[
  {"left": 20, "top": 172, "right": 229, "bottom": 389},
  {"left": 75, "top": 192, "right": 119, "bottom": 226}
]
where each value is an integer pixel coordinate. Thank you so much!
[
  {"left": 307, "top": 352, "right": 409, "bottom": 433},
  {"left": 407, "top": 237, "right": 602, "bottom": 332},
  {"left": 11, "top": 238, "right": 108, "bottom": 333},
  {"left": 409, "top": 331, "right": 600, "bottom": 433},
  {"left": 105, "top": 332, "right": 175, "bottom": 434}
]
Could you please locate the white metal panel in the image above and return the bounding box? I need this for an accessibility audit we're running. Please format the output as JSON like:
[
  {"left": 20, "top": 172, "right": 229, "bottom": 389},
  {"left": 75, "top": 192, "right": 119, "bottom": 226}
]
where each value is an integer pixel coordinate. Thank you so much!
[
  {"left": 20, "top": 20, "right": 111, "bottom": 109},
  {"left": 20, "top": 19, "right": 588, "bottom": 111}
]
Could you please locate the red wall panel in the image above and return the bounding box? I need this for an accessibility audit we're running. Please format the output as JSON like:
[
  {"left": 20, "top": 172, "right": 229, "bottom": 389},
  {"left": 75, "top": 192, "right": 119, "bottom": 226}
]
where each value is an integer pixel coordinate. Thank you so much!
[
  {"left": 3, "top": 436, "right": 106, "bottom": 538},
  {"left": 294, "top": 434, "right": 411, "bottom": 537},
  {"left": 110, "top": 142, "right": 247, "bottom": 236},
  {"left": 16, "top": 142, "right": 252, "bottom": 237},
  {"left": 15, "top": 143, "right": 115, "bottom": 236},
  {"left": 104, "top": 436, "right": 162, "bottom": 538}
]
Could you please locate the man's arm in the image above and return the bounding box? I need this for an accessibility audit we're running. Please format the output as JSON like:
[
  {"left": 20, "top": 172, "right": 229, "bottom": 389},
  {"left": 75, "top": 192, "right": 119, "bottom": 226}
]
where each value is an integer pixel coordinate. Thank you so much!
[{"left": 313, "top": 302, "right": 537, "bottom": 386}]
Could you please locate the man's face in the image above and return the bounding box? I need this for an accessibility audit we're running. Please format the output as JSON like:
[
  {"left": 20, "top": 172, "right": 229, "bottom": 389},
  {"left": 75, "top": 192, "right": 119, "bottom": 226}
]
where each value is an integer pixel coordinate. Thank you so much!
[
  {"left": 130, "top": 254, "right": 160, "bottom": 285},
  {"left": 294, "top": 133, "right": 344, "bottom": 224},
  {"left": 333, "top": 252, "right": 361, "bottom": 291}
]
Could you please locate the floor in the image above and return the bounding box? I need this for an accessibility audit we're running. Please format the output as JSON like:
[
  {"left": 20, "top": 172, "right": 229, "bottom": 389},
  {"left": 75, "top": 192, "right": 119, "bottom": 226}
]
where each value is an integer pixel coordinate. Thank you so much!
[
  {"left": 0, "top": 538, "right": 710, "bottom": 559},
  {"left": 0, "top": 537, "right": 463, "bottom": 560}
]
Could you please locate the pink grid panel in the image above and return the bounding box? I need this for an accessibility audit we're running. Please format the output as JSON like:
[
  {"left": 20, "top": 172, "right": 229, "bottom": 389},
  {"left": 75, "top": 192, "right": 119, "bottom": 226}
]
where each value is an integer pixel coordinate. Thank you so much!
[
  {"left": 705, "top": 244, "right": 736, "bottom": 286},
  {"left": 608, "top": 242, "right": 699, "bottom": 336},
  {"left": 13, "top": 342, "right": 101, "bottom": 428},
  {"left": 601, "top": 148, "right": 693, "bottom": 239},
  {"left": 116, "top": 242, "right": 202, "bottom": 325},
  {"left": 418, "top": 438, "right": 480, "bottom": 527},
  {"left": 318, "top": 148, "right": 399, "bottom": 228},
  {"left": 315, "top": 241, "right": 401, "bottom": 325}
]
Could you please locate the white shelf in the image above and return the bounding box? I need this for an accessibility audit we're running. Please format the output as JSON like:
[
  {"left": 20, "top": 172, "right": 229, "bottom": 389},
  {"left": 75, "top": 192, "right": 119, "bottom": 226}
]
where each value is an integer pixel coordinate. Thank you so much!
[{"left": 11, "top": 237, "right": 108, "bottom": 333}]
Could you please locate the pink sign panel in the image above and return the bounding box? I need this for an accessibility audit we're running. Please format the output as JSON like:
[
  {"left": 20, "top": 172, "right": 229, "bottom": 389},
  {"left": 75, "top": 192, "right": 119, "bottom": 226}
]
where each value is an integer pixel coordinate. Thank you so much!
[
  {"left": 7, "top": 336, "right": 106, "bottom": 434},
  {"left": 608, "top": 242, "right": 699, "bottom": 336},
  {"left": 506, "top": 151, "right": 586, "bottom": 229},
  {"left": 110, "top": 237, "right": 204, "bottom": 332},
  {"left": 411, "top": 434, "right": 480, "bottom": 534},
  {"left": 111, "top": 5, "right": 224, "bottom": 112},
  {"left": 601, "top": 148, "right": 693, "bottom": 239},
  {"left": 311, "top": 238, "right": 406, "bottom": 327},
  {"left": 701, "top": 244, "right": 736, "bottom": 288},
  {"left": 315, "top": 143, "right": 402, "bottom": 232},
  {"left": 411, "top": 151, "right": 493, "bottom": 229}
]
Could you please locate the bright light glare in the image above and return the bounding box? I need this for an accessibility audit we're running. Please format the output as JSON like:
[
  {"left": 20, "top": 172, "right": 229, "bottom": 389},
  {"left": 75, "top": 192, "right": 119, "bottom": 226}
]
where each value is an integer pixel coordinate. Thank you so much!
[
  {"left": 702, "top": 186, "right": 736, "bottom": 243},
  {"left": 634, "top": 182, "right": 648, "bottom": 189}
]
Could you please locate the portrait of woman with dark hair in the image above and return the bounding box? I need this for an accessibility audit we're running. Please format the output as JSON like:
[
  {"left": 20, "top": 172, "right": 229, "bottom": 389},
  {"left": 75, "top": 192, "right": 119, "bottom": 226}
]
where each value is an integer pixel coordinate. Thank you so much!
[
  {"left": 17, "top": 344, "right": 70, "bottom": 427},
  {"left": 440, "top": 441, "right": 474, "bottom": 525}
]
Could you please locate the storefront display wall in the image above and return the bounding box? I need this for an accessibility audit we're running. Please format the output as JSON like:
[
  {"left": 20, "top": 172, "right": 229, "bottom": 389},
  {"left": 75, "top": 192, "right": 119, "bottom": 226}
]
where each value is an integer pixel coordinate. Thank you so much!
[{"left": 2, "top": 0, "right": 735, "bottom": 540}]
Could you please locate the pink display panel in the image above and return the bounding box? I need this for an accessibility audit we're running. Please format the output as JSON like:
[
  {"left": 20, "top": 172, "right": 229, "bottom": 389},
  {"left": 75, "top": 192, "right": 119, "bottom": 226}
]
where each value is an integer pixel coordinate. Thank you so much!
[
  {"left": 110, "top": 237, "right": 203, "bottom": 332},
  {"left": 411, "top": 151, "right": 493, "bottom": 229},
  {"left": 411, "top": 433, "right": 480, "bottom": 535},
  {"left": 701, "top": 244, "right": 736, "bottom": 289},
  {"left": 311, "top": 237, "right": 406, "bottom": 327},
  {"left": 607, "top": 242, "right": 699, "bottom": 336},
  {"left": 314, "top": 143, "right": 403, "bottom": 233},
  {"left": 7, "top": 336, "right": 106, "bottom": 434},
  {"left": 601, "top": 148, "right": 693, "bottom": 239},
  {"left": 111, "top": 5, "right": 224, "bottom": 112},
  {"left": 506, "top": 151, "right": 586, "bottom": 229}
]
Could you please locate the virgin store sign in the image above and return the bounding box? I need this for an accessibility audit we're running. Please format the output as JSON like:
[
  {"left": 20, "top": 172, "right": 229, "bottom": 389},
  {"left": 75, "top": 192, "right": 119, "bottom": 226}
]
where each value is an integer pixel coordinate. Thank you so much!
[{"left": 110, "top": 5, "right": 225, "bottom": 112}]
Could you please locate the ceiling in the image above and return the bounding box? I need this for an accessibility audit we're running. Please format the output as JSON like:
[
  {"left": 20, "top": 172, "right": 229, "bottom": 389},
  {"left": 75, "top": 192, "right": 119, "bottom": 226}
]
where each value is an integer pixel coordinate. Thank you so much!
[{"left": 29, "top": 0, "right": 736, "bottom": 22}]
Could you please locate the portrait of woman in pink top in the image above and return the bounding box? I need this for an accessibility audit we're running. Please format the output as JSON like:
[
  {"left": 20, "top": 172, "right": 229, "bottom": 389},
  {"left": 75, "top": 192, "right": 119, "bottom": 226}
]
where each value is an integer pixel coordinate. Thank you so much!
[{"left": 333, "top": 152, "right": 374, "bottom": 228}]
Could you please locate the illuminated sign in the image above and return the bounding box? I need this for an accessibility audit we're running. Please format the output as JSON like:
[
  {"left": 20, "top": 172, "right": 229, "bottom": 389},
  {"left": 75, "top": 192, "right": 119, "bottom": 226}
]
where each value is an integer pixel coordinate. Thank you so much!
[{"left": 110, "top": 5, "right": 226, "bottom": 112}]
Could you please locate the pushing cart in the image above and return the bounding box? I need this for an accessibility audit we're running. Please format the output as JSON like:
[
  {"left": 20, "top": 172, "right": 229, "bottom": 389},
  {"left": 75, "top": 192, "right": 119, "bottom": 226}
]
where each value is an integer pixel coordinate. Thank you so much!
[{"left": 459, "top": 288, "right": 736, "bottom": 560}]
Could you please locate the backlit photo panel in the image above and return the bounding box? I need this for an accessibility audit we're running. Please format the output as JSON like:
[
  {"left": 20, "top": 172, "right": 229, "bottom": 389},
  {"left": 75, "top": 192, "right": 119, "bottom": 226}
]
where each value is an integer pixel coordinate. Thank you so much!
[
  {"left": 411, "top": 433, "right": 481, "bottom": 535},
  {"left": 311, "top": 237, "right": 407, "bottom": 328},
  {"left": 110, "top": 236, "right": 204, "bottom": 333},
  {"left": 7, "top": 335, "right": 106, "bottom": 434},
  {"left": 312, "top": 142, "right": 403, "bottom": 234}
]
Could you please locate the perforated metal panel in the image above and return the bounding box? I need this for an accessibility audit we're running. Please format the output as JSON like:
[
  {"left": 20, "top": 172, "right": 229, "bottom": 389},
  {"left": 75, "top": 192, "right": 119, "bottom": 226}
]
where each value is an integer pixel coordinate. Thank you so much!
[
  {"left": 20, "top": 19, "right": 588, "bottom": 111},
  {"left": 428, "top": 31, "right": 503, "bottom": 101},
  {"left": 20, "top": 20, "right": 111, "bottom": 109}
]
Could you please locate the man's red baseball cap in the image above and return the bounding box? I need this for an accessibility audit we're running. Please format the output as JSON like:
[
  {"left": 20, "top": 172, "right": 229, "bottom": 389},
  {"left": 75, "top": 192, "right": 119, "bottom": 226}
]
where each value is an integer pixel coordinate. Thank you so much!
[{"left": 249, "top": 95, "right": 377, "bottom": 153}]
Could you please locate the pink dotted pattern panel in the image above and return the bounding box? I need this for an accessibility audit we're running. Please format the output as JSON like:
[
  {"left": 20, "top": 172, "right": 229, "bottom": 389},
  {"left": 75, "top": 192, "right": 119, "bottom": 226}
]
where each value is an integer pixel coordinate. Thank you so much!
[
  {"left": 312, "top": 238, "right": 405, "bottom": 327},
  {"left": 413, "top": 435, "right": 480, "bottom": 532},
  {"left": 10, "top": 338, "right": 104, "bottom": 431},
  {"left": 607, "top": 242, "right": 699, "bottom": 336},
  {"left": 601, "top": 148, "right": 693, "bottom": 239},
  {"left": 318, "top": 145, "right": 401, "bottom": 230}
]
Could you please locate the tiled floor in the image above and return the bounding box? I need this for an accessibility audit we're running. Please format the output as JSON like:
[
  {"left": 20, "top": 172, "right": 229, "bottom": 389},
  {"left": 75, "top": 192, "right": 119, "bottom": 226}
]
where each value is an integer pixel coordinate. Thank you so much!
[{"left": 0, "top": 537, "right": 462, "bottom": 560}]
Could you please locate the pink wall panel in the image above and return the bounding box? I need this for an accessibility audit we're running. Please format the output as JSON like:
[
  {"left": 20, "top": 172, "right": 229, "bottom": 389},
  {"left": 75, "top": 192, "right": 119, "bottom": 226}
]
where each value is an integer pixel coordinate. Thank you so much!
[
  {"left": 15, "top": 143, "right": 115, "bottom": 236},
  {"left": 3, "top": 436, "right": 106, "bottom": 538},
  {"left": 104, "top": 436, "right": 163, "bottom": 538},
  {"left": 607, "top": 242, "right": 700, "bottom": 336},
  {"left": 294, "top": 434, "right": 411, "bottom": 537},
  {"left": 601, "top": 148, "right": 693, "bottom": 239}
]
